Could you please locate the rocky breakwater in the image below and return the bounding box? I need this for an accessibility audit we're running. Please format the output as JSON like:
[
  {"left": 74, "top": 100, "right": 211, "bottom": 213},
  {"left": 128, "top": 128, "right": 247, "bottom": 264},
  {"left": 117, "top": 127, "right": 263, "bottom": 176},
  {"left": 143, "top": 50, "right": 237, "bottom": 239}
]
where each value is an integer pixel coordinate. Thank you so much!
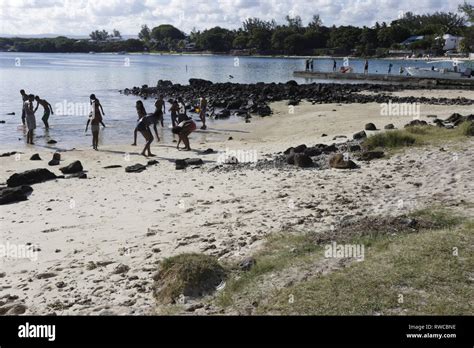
[{"left": 121, "top": 79, "right": 474, "bottom": 120}]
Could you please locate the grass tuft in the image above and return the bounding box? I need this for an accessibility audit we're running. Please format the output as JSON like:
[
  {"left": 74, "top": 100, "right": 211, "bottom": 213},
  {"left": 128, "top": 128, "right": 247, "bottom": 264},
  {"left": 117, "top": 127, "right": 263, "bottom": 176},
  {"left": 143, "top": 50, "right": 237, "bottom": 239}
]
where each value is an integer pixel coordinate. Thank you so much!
[{"left": 153, "top": 253, "right": 226, "bottom": 304}]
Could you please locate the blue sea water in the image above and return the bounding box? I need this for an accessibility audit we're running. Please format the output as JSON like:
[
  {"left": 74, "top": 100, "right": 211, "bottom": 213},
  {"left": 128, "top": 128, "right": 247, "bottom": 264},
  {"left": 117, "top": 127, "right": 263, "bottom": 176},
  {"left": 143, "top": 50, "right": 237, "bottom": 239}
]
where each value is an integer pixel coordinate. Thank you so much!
[{"left": 0, "top": 52, "right": 453, "bottom": 149}]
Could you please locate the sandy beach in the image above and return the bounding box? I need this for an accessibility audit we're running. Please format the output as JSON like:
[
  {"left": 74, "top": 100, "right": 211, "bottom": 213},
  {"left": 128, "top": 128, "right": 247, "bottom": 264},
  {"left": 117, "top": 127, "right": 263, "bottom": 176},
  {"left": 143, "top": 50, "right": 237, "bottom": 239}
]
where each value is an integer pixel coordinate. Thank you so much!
[{"left": 0, "top": 88, "right": 473, "bottom": 315}]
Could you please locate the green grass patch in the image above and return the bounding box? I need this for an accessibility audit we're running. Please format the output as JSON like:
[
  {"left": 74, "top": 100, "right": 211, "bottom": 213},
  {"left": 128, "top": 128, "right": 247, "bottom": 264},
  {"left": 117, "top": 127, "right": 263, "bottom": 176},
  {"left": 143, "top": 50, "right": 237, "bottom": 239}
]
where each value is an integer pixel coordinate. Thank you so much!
[
  {"left": 213, "top": 209, "right": 472, "bottom": 315},
  {"left": 216, "top": 233, "right": 321, "bottom": 308},
  {"left": 364, "top": 130, "right": 417, "bottom": 150},
  {"left": 258, "top": 219, "right": 473, "bottom": 315},
  {"left": 363, "top": 124, "right": 473, "bottom": 151}
]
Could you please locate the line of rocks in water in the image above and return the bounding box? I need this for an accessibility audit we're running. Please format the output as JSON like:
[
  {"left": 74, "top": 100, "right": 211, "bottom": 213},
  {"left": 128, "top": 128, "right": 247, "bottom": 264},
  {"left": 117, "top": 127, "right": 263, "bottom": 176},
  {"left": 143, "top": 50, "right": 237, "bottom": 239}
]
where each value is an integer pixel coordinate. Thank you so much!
[{"left": 120, "top": 79, "right": 474, "bottom": 119}]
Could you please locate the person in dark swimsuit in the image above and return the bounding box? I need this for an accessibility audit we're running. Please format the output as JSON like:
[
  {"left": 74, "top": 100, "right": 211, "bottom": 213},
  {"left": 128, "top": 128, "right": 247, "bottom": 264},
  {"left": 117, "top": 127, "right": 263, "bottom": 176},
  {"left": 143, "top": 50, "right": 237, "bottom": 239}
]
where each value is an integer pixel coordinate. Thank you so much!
[
  {"left": 172, "top": 116, "right": 197, "bottom": 151},
  {"left": 34, "top": 96, "right": 54, "bottom": 129},
  {"left": 154, "top": 95, "right": 166, "bottom": 128},
  {"left": 85, "top": 94, "right": 106, "bottom": 133},
  {"left": 20, "top": 90, "right": 28, "bottom": 125}
]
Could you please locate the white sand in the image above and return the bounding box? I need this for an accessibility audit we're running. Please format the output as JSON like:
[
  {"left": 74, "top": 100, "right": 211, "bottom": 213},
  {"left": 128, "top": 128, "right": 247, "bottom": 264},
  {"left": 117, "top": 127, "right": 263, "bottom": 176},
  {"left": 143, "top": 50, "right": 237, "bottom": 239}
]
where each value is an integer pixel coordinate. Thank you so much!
[{"left": 0, "top": 89, "right": 473, "bottom": 315}]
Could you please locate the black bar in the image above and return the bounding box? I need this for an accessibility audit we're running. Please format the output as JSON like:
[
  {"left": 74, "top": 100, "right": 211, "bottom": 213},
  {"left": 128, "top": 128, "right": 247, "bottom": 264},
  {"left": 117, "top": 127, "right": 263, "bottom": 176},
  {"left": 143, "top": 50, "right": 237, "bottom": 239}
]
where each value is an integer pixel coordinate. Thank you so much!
[{"left": 0, "top": 316, "right": 472, "bottom": 346}]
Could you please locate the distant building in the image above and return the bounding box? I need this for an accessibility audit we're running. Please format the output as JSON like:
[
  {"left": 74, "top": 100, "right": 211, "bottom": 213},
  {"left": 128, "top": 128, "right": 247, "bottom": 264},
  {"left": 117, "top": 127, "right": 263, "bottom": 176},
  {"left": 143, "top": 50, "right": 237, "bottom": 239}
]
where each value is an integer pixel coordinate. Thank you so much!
[
  {"left": 436, "top": 34, "right": 464, "bottom": 51},
  {"left": 400, "top": 36, "right": 424, "bottom": 46}
]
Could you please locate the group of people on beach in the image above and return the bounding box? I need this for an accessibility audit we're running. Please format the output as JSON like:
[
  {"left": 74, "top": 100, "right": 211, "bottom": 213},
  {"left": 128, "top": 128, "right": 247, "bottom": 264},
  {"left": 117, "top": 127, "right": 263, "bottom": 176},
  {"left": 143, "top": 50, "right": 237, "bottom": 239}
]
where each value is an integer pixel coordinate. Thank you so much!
[
  {"left": 20, "top": 90, "right": 54, "bottom": 144},
  {"left": 19, "top": 89, "right": 208, "bottom": 156}
]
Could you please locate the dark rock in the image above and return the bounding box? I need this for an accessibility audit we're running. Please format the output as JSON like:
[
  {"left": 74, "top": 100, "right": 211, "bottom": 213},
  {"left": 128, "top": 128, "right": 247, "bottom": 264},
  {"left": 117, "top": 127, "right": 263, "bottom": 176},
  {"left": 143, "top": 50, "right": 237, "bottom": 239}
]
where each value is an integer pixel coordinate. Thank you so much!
[
  {"left": 256, "top": 105, "right": 272, "bottom": 117},
  {"left": 321, "top": 134, "right": 328, "bottom": 137},
  {"left": 60, "top": 161, "right": 83, "bottom": 174},
  {"left": 286, "top": 153, "right": 295, "bottom": 165},
  {"left": 185, "top": 158, "right": 204, "bottom": 166},
  {"left": 353, "top": 131, "right": 367, "bottom": 140},
  {"left": 293, "top": 144, "right": 307, "bottom": 153},
  {"left": 294, "top": 153, "right": 313, "bottom": 168},
  {"left": 126, "top": 164, "right": 147, "bottom": 173},
  {"left": 358, "top": 151, "right": 385, "bottom": 161},
  {"left": 216, "top": 109, "right": 231, "bottom": 119},
  {"left": 0, "top": 186, "right": 33, "bottom": 205},
  {"left": 445, "top": 113, "right": 463, "bottom": 124},
  {"left": 103, "top": 165, "right": 122, "bottom": 169},
  {"left": 7, "top": 169, "right": 57, "bottom": 187},
  {"left": 404, "top": 120, "right": 428, "bottom": 128},
  {"left": 112, "top": 264, "right": 130, "bottom": 274},
  {"left": 147, "top": 160, "right": 159, "bottom": 166},
  {"left": 66, "top": 172, "right": 87, "bottom": 179},
  {"left": 284, "top": 147, "right": 294, "bottom": 155},
  {"left": 0, "top": 152, "right": 19, "bottom": 157},
  {"left": 333, "top": 135, "right": 347, "bottom": 140},
  {"left": 189, "top": 78, "right": 213, "bottom": 87},
  {"left": 30, "top": 154, "right": 41, "bottom": 161},
  {"left": 224, "top": 156, "right": 239, "bottom": 165},
  {"left": 239, "top": 257, "right": 256, "bottom": 271},
  {"left": 47, "top": 139, "right": 57, "bottom": 144},
  {"left": 349, "top": 145, "right": 362, "bottom": 152},
  {"left": 48, "top": 159, "right": 60, "bottom": 166},
  {"left": 304, "top": 147, "right": 322, "bottom": 157},
  {"left": 365, "top": 123, "right": 377, "bottom": 131},
  {"left": 175, "top": 159, "right": 187, "bottom": 170},
  {"left": 329, "top": 154, "right": 358, "bottom": 170},
  {"left": 288, "top": 99, "right": 300, "bottom": 106},
  {"left": 384, "top": 124, "right": 395, "bottom": 130},
  {"left": 52, "top": 152, "right": 61, "bottom": 161},
  {"left": 201, "top": 148, "right": 215, "bottom": 155},
  {"left": 321, "top": 144, "right": 337, "bottom": 153}
]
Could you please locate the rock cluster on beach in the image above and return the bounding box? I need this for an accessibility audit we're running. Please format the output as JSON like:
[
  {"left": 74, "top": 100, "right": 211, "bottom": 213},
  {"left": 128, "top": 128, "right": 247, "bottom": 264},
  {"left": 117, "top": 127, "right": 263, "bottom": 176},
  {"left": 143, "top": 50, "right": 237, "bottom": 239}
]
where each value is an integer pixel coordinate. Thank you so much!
[{"left": 121, "top": 79, "right": 474, "bottom": 119}]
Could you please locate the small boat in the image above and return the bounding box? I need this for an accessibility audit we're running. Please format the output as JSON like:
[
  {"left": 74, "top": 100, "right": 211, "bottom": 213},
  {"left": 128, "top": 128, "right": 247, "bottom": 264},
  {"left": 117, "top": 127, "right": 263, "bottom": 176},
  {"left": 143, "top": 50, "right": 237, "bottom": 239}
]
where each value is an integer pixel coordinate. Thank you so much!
[{"left": 406, "top": 60, "right": 473, "bottom": 80}]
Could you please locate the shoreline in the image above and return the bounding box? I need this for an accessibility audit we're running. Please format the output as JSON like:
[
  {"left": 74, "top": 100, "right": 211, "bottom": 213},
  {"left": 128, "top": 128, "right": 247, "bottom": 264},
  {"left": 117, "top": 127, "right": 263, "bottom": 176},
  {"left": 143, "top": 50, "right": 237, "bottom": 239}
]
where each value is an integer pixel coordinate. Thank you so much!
[{"left": 3, "top": 50, "right": 471, "bottom": 61}]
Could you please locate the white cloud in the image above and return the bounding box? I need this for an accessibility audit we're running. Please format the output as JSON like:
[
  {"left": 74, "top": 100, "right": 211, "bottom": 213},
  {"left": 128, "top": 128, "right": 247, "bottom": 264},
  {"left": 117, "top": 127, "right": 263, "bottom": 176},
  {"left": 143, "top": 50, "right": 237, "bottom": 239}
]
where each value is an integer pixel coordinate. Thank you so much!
[{"left": 0, "top": 0, "right": 467, "bottom": 36}]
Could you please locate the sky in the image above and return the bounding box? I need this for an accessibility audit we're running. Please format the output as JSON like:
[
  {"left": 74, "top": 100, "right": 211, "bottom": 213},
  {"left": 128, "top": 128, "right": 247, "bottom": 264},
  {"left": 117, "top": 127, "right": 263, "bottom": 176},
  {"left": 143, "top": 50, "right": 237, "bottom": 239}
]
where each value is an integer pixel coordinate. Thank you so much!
[{"left": 0, "top": 0, "right": 469, "bottom": 37}]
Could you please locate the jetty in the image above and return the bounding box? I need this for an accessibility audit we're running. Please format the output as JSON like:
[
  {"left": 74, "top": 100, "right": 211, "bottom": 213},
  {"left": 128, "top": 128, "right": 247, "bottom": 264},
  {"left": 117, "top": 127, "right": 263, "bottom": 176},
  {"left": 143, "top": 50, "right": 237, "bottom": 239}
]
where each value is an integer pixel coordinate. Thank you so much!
[{"left": 293, "top": 71, "right": 474, "bottom": 89}]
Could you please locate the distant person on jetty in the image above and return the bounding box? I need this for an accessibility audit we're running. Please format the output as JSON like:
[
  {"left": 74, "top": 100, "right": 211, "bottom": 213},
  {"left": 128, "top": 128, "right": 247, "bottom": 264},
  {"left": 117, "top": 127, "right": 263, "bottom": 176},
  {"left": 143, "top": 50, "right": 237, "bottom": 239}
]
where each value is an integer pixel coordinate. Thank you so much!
[
  {"left": 364, "top": 60, "right": 369, "bottom": 74},
  {"left": 20, "top": 90, "right": 28, "bottom": 125},
  {"left": 172, "top": 116, "right": 196, "bottom": 151},
  {"left": 24, "top": 94, "right": 36, "bottom": 144},
  {"left": 305, "top": 59, "right": 309, "bottom": 71},
  {"left": 333, "top": 59, "right": 337, "bottom": 72},
  {"left": 399, "top": 67, "right": 404, "bottom": 75},
  {"left": 85, "top": 94, "right": 106, "bottom": 132},
  {"left": 310, "top": 59, "right": 314, "bottom": 71},
  {"left": 199, "top": 96, "right": 207, "bottom": 130},
  {"left": 170, "top": 99, "right": 179, "bottom": 127},
  {"left": 34, "top": 96, "right": 54, "bottom": 129},
  {"left": 154, "top": 95, "right": 166, "bottom": 127},
  {"left": 388, "top": 63, "right": 393, "bottom": 74},
  {"left": 132, "top": 100, "right": 160, "bottom": 146}
]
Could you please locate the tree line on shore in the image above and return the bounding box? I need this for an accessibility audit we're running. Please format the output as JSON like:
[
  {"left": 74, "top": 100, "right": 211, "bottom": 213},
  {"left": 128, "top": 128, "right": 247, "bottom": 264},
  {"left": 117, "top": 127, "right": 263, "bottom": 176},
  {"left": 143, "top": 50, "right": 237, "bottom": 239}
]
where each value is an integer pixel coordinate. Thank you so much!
[{"left": 1, "top": 2, "right": 472, "bottom": 56}]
